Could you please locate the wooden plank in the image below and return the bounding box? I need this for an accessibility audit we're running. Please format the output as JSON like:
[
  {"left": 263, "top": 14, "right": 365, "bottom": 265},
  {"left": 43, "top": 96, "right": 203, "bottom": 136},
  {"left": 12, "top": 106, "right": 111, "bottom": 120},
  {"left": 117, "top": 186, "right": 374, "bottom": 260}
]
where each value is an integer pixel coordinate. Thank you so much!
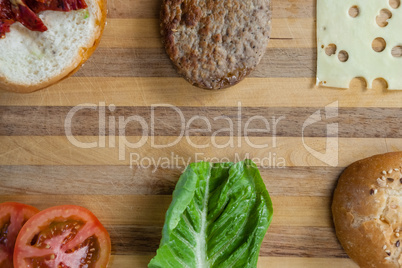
[
  {"left": 0, "top": 77, "right": 399, "bottom": 108},
  {"left": 100, "top": 18, "right": 315, "bottom": 49},
  {"left": 101, "top": 19, "right": 162, "bottom": 48},
  {"left": 0, "top": 106, "right": 400, "bottom": 138},
  {"left": 105, "top": 225, "right": 344, "bottom": 257},
  {"left": 0, "top": 136, "right": 395, "bottom": 166},
  {"left": 104, "top": 225, "right": 344, "bottom": 257},
  {"left": 387, "top": 139, "right": 402, "bottom": 152},
  {"left": 0, "top": 195, "right": 331, "bottom": 227},
  {"left": 72, "top": 47, "right": 315, "bottom": 78},
  {"left": 106, "top": 0, "right": 315, "bottom": 19},
  {"left": 109, "top": 255, "right": 358, "bottom": 268},
  {"left": 256, "top": 257, "right": 358, "bottom": 268},
  {"left": 261, "top": 226, "right": 345, "bottom": 258},
  {"left": 0, "top": 166, "right": 342, "bottom": 196},
  {"left": 109, "top": 255, "right": 153, "bottom": 267}
]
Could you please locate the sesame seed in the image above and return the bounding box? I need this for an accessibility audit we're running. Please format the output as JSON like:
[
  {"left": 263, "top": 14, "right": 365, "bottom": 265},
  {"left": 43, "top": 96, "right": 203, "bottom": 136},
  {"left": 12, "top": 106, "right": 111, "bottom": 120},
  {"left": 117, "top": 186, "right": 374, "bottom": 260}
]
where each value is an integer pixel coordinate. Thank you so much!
[
  {"left": 396, "top": 241, "right": 400, "bottom": 247},
  {"left": 378, "top": 178, "right": 387, "bottom": 187},
  {"left": 382, "top": 176, "right": 386, "bottom": 180},
  {"left": 386, "top": 250, "right": 391, "bottom": 256},
  {"left": 387, "top": 178, "right": 394, "bottom": 182},
  {"left": 383, "top": 245, "right": 387, "bottom": 250},
  {"left": 382, "top": 171, "right": 387, "bottom": 175},
  {"left": 370, "top": 189, "right": 375, "bottom": 195},
  {"left": 388, "top": 169, "right": 393, "bottom": 174},
  {"left": 374, "top": 189, "right": 378, "bottom": 194},
  {"left": 397, "top": 233, "right": 400, "bottom": 237},
  {"left": 394, "top": 168, "right": 399, "bottom": 172}
]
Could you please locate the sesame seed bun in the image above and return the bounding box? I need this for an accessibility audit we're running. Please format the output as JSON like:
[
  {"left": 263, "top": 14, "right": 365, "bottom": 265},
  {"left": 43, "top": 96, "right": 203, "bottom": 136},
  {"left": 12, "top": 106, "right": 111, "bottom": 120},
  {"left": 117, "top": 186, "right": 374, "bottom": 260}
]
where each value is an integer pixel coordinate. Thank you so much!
[{"left": 332, "top": 152, "right": 402, "bottom": 267}]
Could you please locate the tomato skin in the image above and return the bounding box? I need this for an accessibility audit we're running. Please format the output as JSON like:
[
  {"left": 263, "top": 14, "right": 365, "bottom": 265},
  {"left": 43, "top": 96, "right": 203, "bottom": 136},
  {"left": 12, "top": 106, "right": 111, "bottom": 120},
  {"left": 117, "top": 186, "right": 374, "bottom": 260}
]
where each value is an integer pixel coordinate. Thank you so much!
[
  {"left": 14, "top": 205, "right": 111, "bottom": 268},
  {"left": 0, "top": 202, "right": 39, "bottom": 268}
]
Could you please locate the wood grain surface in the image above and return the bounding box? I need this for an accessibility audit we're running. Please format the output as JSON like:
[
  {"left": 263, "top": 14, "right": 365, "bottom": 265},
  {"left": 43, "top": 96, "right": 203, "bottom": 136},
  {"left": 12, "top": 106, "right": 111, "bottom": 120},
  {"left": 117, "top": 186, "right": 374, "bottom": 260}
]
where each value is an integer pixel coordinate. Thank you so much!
[{"left": 0, "top": 0, "right": 401, "bottom": 267}]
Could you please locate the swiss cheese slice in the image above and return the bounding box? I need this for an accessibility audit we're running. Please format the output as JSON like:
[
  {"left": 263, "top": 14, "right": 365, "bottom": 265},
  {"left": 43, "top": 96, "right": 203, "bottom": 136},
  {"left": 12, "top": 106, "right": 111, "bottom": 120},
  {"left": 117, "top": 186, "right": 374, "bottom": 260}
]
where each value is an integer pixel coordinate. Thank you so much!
[{"left": 317, "top": 0, "right": 402, "bottom": 90}]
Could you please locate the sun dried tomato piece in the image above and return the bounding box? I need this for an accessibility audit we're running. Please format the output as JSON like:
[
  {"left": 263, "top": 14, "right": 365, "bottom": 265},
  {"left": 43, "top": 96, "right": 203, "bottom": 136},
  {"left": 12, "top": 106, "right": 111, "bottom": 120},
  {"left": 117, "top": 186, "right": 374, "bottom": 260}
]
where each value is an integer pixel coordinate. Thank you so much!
[
  {"left": 26, "top": 0, "right": 87, "bottom": 13},
  {"left": 0, "top": 0, "right": 15, "bottom": 38},
  {"left": 10, "top": 0, "right": 47, "bottom": 32},
  {"left": 0, "top": 22, "right": 11, "bottom": 38}
]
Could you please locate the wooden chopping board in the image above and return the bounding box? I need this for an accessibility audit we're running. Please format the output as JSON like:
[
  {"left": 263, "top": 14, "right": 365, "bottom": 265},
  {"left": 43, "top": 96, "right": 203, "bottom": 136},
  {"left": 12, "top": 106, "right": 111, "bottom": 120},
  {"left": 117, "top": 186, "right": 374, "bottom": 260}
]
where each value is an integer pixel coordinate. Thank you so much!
[{"left": 0, "top": 0, "right": 401, "bottom": 267}]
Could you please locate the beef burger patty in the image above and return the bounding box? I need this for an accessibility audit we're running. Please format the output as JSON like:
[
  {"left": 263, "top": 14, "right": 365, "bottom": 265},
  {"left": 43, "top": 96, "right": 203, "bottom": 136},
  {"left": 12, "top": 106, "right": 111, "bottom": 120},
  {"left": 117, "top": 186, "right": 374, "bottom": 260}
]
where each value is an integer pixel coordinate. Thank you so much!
[{"left": 161, "top": 0, "right": 271, "bottom": 89}]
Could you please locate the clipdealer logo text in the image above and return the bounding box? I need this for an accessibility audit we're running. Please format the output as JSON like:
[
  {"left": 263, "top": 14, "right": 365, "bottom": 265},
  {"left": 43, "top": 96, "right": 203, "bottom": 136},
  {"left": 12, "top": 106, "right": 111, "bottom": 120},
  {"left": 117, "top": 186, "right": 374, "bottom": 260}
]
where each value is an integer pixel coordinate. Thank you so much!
[{"left": 64, "top": 101, "right": 339, "bottom": 168}]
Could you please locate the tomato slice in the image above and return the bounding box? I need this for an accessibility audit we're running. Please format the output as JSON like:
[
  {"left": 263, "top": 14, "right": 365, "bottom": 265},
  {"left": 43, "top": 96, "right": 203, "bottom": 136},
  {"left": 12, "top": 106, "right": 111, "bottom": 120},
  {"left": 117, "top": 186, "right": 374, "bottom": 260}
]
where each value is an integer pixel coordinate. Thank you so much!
[
  {"left": 0, "top": 202, "right": 39, "bottom": 268},
  {"left": 13, "top": 205, "right": 111, "bottom": 268}
]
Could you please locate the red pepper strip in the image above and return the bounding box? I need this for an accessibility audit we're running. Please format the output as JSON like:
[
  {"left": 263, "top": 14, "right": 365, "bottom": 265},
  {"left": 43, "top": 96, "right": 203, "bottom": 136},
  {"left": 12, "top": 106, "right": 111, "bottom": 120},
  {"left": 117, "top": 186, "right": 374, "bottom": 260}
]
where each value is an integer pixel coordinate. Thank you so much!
[{"left": 10, "top": 0, "right": 47, "bottom": 32}]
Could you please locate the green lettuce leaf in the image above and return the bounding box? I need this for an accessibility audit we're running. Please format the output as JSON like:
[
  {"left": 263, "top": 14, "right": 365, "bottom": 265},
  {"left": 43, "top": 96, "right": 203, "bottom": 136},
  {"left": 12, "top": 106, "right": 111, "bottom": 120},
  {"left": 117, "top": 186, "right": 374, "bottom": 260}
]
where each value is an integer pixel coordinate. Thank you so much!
[{"left": 149, "top": 160, "right": 273, "bottom": 268}]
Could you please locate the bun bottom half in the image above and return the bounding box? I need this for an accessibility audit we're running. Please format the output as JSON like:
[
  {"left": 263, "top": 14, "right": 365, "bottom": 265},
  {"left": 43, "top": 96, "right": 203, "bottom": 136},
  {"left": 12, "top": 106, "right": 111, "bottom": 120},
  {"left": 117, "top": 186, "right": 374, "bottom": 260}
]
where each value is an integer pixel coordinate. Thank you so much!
[{"left": 0, "top": 0, "right": 107, "bottom": 93}]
